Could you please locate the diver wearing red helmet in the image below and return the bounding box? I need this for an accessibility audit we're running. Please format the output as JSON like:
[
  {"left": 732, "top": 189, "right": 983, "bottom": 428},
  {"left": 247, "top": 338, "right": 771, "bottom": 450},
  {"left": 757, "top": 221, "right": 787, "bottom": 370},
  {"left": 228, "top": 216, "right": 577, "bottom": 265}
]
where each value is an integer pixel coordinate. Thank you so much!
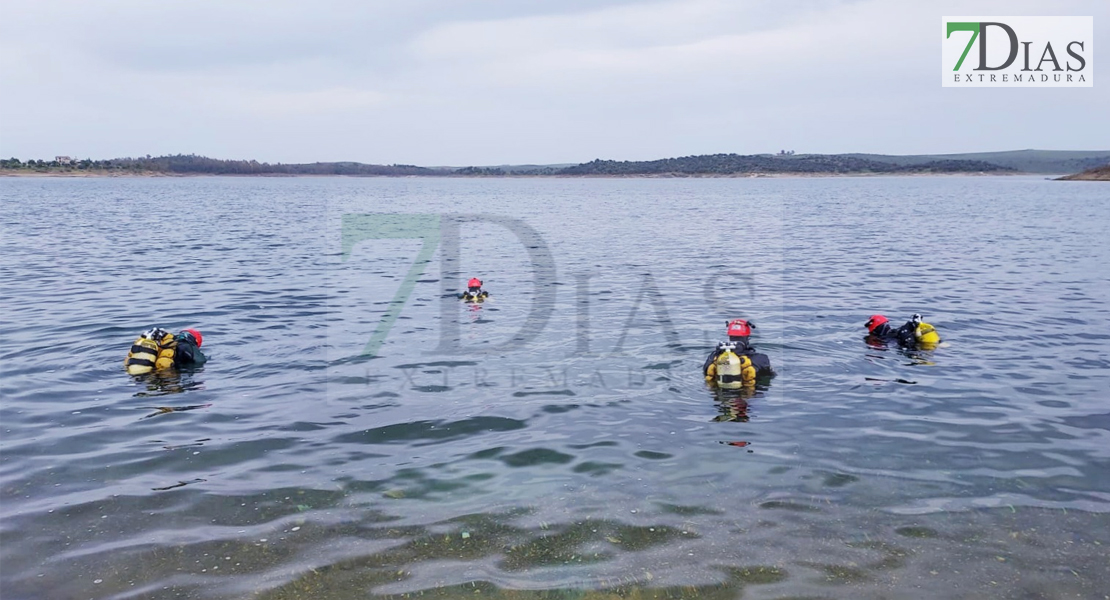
[
  {"left": 124, "top": 327, "right": 207, "bottom": 375},
  {"left": 458, "top": 277, "right": 490, "bottom": 302},
  {"left": 864, "top": 314, "right": 926, "bottom": 348},
  {"left": 702, "top": 319, "right": 775, "bottom": 378}
]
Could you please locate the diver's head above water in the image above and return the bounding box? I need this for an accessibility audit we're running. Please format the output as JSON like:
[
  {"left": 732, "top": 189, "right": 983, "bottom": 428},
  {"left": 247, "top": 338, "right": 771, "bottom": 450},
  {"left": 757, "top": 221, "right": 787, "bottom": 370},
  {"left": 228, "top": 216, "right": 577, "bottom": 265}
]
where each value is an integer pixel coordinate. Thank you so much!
[
  {"left": 725, "top": 319, "right": 753, "bottom": 348},
  {"left": 864, "top": 314, "right": 889, "bottom": 334},
  {"left": 467, "top": 277, "right": 483, "bottom": 293},
  {"left": 182, "top": 328, "right": 203, "bottom": 347}
]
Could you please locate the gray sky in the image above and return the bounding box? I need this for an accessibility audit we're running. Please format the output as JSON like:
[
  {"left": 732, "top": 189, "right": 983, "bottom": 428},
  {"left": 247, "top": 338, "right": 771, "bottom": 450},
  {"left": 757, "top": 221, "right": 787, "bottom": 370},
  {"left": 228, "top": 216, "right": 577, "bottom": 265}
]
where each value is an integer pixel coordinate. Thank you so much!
[{"left": 1, "top": 0, "right": 1106, "bottom": 165}]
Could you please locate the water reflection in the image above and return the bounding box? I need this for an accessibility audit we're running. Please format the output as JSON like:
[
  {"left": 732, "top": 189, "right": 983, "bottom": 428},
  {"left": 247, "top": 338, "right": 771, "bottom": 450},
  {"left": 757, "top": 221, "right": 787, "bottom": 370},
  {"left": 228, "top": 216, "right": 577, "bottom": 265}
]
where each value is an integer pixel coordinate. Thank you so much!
[
  {"left": 131, "top": 369, "right": 205, "bottom": 397},
  {"left": 157, "top": 438, "right": 211, "bottom": 450},
  {"left": 151, "top": 478, "right": 207, "bottom": 491},
  {"left": 707, "top": 370, "right": 771, "bottom": 454},
  {"left": 139, "top": 403, "right": 213, "bottom": 420},
  {"left": 708, "top": 385, "right": 756, "bottom": 423},
  {"left": 865, "top": 337, "right": 941, "bottom": 355},
  {"left": 863, "top": 337, "right": 938, "bottom": 366}
]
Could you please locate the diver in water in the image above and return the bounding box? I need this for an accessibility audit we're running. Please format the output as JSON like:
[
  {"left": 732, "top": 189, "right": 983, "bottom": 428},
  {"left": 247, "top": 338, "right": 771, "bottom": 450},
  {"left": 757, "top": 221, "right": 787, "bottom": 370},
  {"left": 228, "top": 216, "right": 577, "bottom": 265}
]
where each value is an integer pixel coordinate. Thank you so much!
[
  {"left": 124, "top": 328, "right": 206, "bottom": 375},
  {"left": 458, "top": 277, "right": 490, "bottom": 302},
  {"left": 702, "top": 319, "right": 775, "bottom": 380},
  {"left": 865, "top": 314, "right": 940, "bottom": 350}
]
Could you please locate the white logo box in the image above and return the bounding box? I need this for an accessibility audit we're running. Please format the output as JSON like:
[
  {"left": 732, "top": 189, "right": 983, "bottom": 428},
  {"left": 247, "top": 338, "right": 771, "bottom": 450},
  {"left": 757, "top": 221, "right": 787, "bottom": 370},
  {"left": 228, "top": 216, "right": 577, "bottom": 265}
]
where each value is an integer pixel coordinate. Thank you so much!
[{"left": 942, "top": 16, "right": 1093, "bottom": 87}]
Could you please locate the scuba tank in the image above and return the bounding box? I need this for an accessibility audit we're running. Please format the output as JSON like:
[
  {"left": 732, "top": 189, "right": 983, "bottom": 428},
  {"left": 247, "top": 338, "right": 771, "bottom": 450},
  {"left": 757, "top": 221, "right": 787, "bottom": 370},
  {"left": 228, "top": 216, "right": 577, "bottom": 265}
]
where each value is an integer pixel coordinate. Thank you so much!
[
  {"left": 707, "top": 342, "right": 756, "bottom": 389},
  {"left": 460, "top": 291, "right": 489, "bottom": 303},
  {"left": 125, "top": 336, "right": 160, "bottom": 375},
  {"left": 155, "top": 336, "right": 179, "bottom": 370},
  {"left": 124, "top": 329, "right": 176, "bottom": 375},
  {"left": 911, "top": 314, "right": 941, "bottom": 348}
]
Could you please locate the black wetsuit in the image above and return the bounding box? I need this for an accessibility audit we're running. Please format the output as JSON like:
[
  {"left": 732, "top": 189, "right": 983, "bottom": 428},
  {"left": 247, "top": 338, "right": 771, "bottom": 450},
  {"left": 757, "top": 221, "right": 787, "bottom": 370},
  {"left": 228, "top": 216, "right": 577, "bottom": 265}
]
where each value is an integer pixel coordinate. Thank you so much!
[
  {"left": 172, "top": 333, "right": 207, "bottom": 367},
  {"left": 702, "top": 339, "right": 774, "bottom": 378},
  {"left": 458, "top": 287, "right": 489, "bottom": 301},
  {"left": 868, "top": 321, "right": 918, "bottom": 349}
]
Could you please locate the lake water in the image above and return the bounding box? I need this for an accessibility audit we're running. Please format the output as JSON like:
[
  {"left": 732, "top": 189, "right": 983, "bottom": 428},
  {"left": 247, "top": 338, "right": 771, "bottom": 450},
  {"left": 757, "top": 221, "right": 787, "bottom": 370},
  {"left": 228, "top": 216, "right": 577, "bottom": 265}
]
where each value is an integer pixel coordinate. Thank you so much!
[{"left": 1, "top": 175, "right": 1108, "bottom": 599}]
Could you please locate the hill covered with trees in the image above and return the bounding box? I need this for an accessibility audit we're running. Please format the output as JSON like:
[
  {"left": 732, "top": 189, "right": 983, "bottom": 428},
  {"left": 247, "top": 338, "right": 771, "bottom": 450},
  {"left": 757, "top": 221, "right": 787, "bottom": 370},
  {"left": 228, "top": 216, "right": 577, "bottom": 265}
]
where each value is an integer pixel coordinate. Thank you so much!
[
  {"left": 2, "top": 152, "right": 1017, "bottom": 177},
  {"left": 846, "top": 149, "right": 1110, "bottom": 175},
  {"left": 0, "top": 154, "right": 442, "bottom": 176},
  {"left": 554, "top": 153, "right": 1011, "bottom": 176}
]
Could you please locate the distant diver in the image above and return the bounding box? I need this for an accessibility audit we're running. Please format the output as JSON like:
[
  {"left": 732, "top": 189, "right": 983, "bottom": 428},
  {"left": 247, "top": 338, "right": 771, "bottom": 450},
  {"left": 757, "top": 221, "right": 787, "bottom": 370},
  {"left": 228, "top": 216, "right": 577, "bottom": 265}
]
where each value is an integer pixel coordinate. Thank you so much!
[
  {"left": 124, "top": 328, "right": 206, "bottom": 375},
  {"left": 458, "top": 277, "right": 490, "bottom": 303},
  {"left": 864, "top": 314, "right": 940, "bottom": 350},
  {"left": 703, "top": 319, "right": 775, "bottom": 388}
]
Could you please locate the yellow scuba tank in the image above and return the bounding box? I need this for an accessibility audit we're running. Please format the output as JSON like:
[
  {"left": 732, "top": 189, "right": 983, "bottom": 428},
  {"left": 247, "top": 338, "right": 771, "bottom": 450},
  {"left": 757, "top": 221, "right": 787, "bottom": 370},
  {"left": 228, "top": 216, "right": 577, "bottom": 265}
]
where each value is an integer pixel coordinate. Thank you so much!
[
  {"left": 914, "top": 321, "right": 940, "bottom": 347},
  {"left": 124, "top": 330, "right": 177, "bottom": 375},
  {"left": 155, "top": 335, "right": 178, "bottom": 370},
  {"left": 713, "top": 347, "right": 756, "bottom": 389},
  {"left": 125, "top": 336, "right": 161, "bottom": 375}
]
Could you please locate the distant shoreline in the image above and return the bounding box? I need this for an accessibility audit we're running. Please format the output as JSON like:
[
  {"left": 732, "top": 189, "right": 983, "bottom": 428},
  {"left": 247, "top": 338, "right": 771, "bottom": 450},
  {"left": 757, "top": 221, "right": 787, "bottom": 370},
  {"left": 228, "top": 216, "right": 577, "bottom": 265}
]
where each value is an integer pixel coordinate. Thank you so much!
[
  {"left": 1, "top": 169, "right": 1026, "bottom": 179},
  {"left": 3, "top": 150, "right": 1106, "bottom": 179},
  {"left": 1055, "top": 164, "right": 1110, "bottom": 181}
]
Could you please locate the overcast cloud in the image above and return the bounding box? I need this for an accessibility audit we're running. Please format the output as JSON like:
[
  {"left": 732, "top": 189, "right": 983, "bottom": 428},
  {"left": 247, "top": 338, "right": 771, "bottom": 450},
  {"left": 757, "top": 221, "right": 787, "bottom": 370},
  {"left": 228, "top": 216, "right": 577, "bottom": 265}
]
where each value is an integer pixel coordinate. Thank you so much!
[{"left": 1, "top": 0, "right": 1106, "bottom": 164}]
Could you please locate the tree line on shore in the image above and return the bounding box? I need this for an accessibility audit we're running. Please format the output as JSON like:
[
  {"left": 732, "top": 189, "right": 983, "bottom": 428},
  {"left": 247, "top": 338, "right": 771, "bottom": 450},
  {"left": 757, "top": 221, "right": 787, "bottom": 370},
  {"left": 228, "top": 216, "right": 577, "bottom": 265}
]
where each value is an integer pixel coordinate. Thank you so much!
[
  {"left": 1, "top": 152, "right": 1015, "bottom": 176},
  {"left": 558, "top": 154, "right": 1012, "bottom": 175},
  {"left": 0, "top": 155, "right": 437, "bottom": 176}
]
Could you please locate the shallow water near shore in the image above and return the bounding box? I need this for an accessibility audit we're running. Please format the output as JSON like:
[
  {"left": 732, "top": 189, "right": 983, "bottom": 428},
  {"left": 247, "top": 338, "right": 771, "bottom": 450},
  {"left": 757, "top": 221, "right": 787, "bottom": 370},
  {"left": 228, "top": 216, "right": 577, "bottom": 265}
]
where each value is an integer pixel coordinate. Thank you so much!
[{"left": 1, "top": 175, "right": 1108, "bottom": 599}]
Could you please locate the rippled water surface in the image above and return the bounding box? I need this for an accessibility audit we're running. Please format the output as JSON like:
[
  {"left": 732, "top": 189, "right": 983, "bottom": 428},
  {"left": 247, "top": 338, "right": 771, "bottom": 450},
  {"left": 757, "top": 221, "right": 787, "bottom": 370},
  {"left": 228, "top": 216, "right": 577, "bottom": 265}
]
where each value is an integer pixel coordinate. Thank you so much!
[{"left": 2, "top": 176, "right": 1108, "bottom": 599}]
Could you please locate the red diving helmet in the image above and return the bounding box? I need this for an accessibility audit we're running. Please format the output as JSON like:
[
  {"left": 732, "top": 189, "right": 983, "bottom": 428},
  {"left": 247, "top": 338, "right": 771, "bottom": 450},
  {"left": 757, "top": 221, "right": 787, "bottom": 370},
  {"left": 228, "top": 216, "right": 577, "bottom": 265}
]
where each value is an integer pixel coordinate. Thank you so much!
[
  {"left": 864, "top": 315, "right": 888, "bottom": 334},
  {"left": 183, "top": 328, "right": 203, "bottom": 347},
  {"left": 726, "top": 319, "right": 752, "bottom": 338}
]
